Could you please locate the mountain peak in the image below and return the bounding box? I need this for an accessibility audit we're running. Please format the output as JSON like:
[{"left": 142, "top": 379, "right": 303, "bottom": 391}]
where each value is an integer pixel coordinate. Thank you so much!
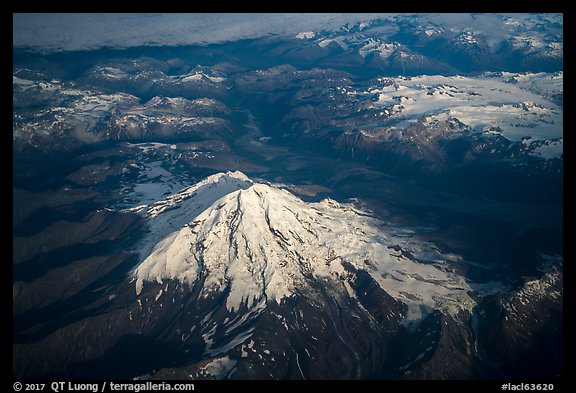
[{"left": 133, "top": 172, "right": 476, "bottom": 319}]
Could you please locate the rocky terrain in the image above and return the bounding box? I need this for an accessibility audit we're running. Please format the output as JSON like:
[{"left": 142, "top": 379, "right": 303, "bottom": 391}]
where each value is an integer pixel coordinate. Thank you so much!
[{"left": 13, "top": 13, "right": 563, "bottom": 381}]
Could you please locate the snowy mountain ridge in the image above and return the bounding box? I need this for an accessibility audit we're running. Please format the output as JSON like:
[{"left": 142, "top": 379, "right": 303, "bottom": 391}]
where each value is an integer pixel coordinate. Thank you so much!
[
  {"left": 124, "top": 171, "right": 253, "bottom": 270},
  {"left": 132, "top": 171, "right": 478, "bottom": 321},
  {"left": 347, "top": 72, "right": 563, "bottom": 144}
]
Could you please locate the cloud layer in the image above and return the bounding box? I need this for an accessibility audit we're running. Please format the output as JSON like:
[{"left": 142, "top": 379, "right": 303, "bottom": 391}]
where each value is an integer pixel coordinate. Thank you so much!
[
  {"left": 13, "top": 13, "right": 563, "bottom": 55},
  {"left": 13, "top": 13, "right": 396, "bottom": 53}
]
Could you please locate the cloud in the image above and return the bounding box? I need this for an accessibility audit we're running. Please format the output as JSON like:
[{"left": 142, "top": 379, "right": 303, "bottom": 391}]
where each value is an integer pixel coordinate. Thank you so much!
[
  {"left": 13, "top": 13, "right": 398, "bottom": 53},
  {"left": 13, "top": 13, "right": 563, "bottom": 55},
  {"left": 423, "top": 13, "right": 563, "bottom": 48}
]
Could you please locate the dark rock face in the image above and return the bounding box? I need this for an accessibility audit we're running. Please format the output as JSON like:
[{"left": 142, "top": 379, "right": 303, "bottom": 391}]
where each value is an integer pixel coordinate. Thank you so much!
[
  {"left": 13, "top": 261, "right": 405, "bottom": 380},
  {"left": 475, "top": 264, "right": 563, "bottom": 379}
]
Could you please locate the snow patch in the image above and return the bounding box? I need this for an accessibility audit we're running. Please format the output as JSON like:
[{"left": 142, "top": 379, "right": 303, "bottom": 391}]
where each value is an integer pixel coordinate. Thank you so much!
[
  {"left": 200, "top": 356, "right": 238, "bottom": 379},
  {"left": 531, "top": 138, "right": 563, "bottom": 159},
  {"left": 296, "top": 32, "right": 315, "bottom": 39}
]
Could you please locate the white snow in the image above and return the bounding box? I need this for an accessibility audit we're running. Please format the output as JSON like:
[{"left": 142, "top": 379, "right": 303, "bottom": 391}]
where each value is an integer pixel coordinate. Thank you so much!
[
  {"left": 119, "top": 160, "right": 191, "bottom": 212},
  {"left": 125, "top": 143, "right": 175, "bottom": 154},
  {"left": 458, "top": 31, "right": 478, "bottom": 45},
  {"left": 358, "top": 73, "right": 562, "bottom": 141},
  {"left": 503, "top": 264, "right": 561, "bottom": 314},
  {"left": 424, "top": 28, "right": 441, "bottom": 37},
  {"left": 531, "top": 138, "right": 563, "bottom": 159},
  {"left": 358, "top": 21, "right": 370, "bottom": 30},
  {"left": 295, "top": 352, "right": 305, "bottom": 379},
  {"left": 224, "top": 299, "right": 266, "bottom": 334},
  {"left": 507, "top": 71, "right": 563, "bottom": 101},
  {"left": 359, "top": 39, "right": 401, "bottom": 58},
  {"left": 13, "top": 76, "right": 35, "bottom": 86},
  {"left": 296, "top": 32, "right": 316, "bottom": 39},
  {"left": 181, "top": 74, "right": 203, "bottom": 82},
  {"left": 180, "top": 72, "right": 225, "bottom": 83},
  {"left": 132, "top": 171, "right": 253, "bottom": 295},
  {"left": 200, "top": 356, "right": 238, "bottom": 379},
  {"left": 205, "top": 328, "right": 255, "bottom": 357},
  {"left": 132, "top": 171, "right": 480, "bottom": 321},
  {"left": 13, "top": 82, "right": 142, "bottom": 142}
]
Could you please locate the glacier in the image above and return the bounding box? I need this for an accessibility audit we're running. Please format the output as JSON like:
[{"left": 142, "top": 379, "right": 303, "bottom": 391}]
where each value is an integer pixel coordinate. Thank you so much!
[{"left": 132, "top": 171, "right": 478, "bottom": 321}]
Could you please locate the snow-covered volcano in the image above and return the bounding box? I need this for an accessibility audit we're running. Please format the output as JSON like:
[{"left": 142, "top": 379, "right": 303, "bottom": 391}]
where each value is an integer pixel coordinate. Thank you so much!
[
  {"left": 13, "top": 171, "right": 561, "bottom": 380},
  {"left": 120, "top": 171, "right": 493, "bottom": 378},
  {"left": 132, "top": 171, "right": 474, "bottom": 322}
]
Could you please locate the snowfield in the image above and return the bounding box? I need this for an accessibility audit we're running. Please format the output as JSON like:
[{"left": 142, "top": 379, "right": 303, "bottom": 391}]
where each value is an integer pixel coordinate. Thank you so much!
[{"left": 349, "top": 72, "right": 563, "bottom": 144}]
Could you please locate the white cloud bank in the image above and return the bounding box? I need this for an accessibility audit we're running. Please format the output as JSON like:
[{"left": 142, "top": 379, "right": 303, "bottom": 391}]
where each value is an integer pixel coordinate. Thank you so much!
[
  {"left": 14, "top": 13, "right": 562, "bottom": 54},
  {"left": 13, "top": 13, "right": 398, "bottom": 53}
]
